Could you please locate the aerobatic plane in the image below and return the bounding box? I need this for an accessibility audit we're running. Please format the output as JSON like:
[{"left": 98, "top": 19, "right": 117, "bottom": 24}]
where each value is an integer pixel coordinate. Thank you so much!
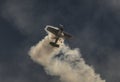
[{"left": 45, "top": 25, "right": 72, "bottom": 47}]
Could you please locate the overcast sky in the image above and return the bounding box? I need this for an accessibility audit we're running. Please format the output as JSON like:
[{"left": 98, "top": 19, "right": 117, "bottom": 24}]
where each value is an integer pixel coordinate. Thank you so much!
[{"left": 0, "top": 0, "right": 120, "bottom": 82}]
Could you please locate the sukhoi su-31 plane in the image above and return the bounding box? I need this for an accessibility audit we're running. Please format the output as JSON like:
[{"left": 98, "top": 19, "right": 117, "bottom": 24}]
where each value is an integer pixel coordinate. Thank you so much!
[{"left": 45, "top": 25, "right": 72, "bottom": 47}]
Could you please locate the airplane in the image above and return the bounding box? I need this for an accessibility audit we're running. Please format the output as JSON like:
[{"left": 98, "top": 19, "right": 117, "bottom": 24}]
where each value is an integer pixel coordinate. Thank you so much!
[{"left": 45, "top": 25, "right": 72, "bottom": 47}]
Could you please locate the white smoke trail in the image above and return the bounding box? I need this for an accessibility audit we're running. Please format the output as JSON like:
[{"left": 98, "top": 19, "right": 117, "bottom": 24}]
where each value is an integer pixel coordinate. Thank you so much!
[{"left": 28, "top": 27, "right": 105, "bottom": 82}]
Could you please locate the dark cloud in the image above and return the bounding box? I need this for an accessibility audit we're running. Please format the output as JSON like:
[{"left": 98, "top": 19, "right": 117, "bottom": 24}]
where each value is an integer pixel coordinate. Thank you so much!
[{"left": 0, "top": 0, "right": 120, "bottom": 82}]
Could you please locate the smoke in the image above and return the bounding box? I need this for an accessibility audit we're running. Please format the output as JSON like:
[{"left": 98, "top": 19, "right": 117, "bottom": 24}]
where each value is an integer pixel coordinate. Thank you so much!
[{"left": 28, "top": 26, "right": 105, "bottom": 82}]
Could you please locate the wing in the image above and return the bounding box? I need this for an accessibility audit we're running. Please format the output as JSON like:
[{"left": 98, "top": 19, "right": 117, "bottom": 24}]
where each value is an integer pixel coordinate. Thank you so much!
[
  {"left": 63, "top": 32, "right": 72, "bottom": 39},
  {"left": 46, "top": 26, "right": 59, "bottom": 35}
]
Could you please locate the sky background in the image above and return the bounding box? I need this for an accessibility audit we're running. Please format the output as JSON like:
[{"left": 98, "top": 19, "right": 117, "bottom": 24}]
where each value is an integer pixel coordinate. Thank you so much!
[{"left": 0, "top": 0, "right": 120, "bottom": 82}]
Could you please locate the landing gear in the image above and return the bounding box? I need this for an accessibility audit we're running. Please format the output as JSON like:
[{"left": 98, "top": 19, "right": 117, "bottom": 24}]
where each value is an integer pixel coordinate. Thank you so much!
[{"left": 49, "top": 42, "right": 59, "bottom": 47}]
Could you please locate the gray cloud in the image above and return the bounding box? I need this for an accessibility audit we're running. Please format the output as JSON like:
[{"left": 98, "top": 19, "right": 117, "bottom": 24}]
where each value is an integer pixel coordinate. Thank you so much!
[{"left": 0, "top": 0, "right": 120, "bottom": 82}]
